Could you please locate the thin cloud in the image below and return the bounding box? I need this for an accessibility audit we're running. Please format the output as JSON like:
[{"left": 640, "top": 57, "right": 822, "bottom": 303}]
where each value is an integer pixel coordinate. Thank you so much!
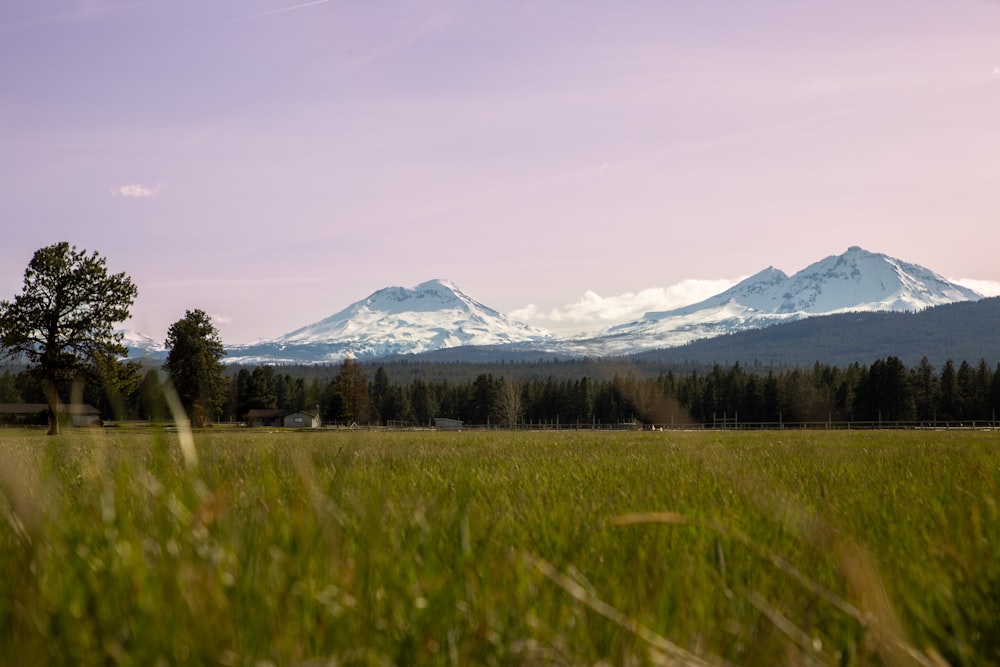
[
  {"left": 511, "top": 278, "right": 738, "bottom": 335},
  {"left": 236, "top": 0, "right": 335, "bottom": 21},
  {"left": 0, "top": 1, "right": 149, "bottom": 34},
  {"left": 144, "top": 275, "right": 330, "bottom": 288},
  {"left": 112, "top": 183, "right": 162, "bottom": 198}
]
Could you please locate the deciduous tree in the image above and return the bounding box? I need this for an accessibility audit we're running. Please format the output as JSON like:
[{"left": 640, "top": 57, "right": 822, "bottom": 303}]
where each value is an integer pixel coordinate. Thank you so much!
[
  {"left": 494, "top": 375, "right": 523, "bottom": 428},
  {"left": 0, "top": 242, "right": 137, "bottom": 434}
]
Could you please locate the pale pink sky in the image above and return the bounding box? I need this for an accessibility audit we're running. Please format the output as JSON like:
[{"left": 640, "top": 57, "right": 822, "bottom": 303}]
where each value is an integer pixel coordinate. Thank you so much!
[{"left": 2, "top": 0, "right": 999, "bottom": 342}]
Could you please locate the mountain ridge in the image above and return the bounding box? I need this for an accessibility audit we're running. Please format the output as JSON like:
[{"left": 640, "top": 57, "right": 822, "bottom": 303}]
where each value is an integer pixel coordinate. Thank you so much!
[
  {"left": 631, "top": 296, "right": 1000, "bottom": 368},
  {"left": 224, "top": 278, "right": 555, "bottom": 364},
  {"left": 578, "top": 246, "right": 981, "bottom": 355},
  {"left": 121, "top": 247, "right": 984, "bottom": 363}
]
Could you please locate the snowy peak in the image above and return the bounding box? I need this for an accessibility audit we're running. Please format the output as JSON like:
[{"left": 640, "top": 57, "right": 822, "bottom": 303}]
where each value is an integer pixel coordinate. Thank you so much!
[
  {"left": 648, "top": 246, "right": 978, "bottom": 321},
  {"left": 116, "top": 328, "right": 165, "bottom": 356},
  {"left": 275, "top": 278, "right": 549, "bottom": 346},
  {"left": 589, "top": 247, "right": 982, "bottom": 355},
  {"left": 225, "top": 279, "right": 554, "bottom": 363},
  {"left": 644, "top": 266, "right": 790, "bottom": 319},
  {"left": 778, "top": 246, "right": 980, "bottom": 314},
  {"left": 363, "top": 278, "right": 512, "bottom": 322},
  {"left": 361, "top": 279, "right": 473, "bottom": 315}
]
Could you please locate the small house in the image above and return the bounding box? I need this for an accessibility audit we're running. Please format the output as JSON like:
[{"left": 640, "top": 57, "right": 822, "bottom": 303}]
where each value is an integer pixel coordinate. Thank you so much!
[
  {"left": 246, "top": 409, "right": 319, "bottom": 428},
  {"left": 282, "top": 410, "right": 319, "bottom": 428},
  {"left": 0, "top": 403, "right": 47, "bottom": 425},
  {"left": 434, "top": 417, "right": 464, "bottom": 431},
  {"left": 0, "top": 403, "right": 101, "bottom": 427},
  {"left": 67, "top": 404, "right": 102, "bottom": 427},
  {"left": 245, "top": 409, "right": 288, "bottom": 428}
]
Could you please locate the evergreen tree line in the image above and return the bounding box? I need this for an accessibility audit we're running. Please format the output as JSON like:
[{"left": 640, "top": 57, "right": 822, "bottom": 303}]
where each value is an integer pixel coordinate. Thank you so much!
[
  {"left": 377, "top": 356, "right": 1000, "bottom": 427},
  {"left": 4, "top": 356, "right": 999, "bottom": 427}
]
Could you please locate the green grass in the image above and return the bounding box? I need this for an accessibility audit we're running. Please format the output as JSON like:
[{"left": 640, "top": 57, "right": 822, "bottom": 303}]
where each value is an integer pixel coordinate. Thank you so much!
[{"left": 1, "top": 428, "right": 998, "bottom": 665}]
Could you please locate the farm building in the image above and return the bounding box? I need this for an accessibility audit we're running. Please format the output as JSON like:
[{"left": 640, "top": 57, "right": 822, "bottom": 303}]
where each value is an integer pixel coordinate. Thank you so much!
[
  {"left": 0, "top": 403, "right": 102, "bottom": 427},
  {"left": 434, "top": 417, "right": 464, "bottom": 431},
  {"left": 245, "top": 409, "right": 319, "bottom": 428},
  {"left": 282, "top": 410, "right": 319, "bottom": 428}
]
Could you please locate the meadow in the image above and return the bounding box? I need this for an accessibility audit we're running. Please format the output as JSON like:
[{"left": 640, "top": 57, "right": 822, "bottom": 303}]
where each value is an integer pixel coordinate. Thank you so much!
[{"left": 1, "top": 427, "right": 998, "bottom": 666}]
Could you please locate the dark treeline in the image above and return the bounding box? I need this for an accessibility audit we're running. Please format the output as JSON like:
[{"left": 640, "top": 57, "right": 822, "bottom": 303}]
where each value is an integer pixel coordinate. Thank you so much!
[
  {"left": 349, "top": 356, "right": 1000, "bottom": 427},
  {"left": 6, "top": 356, "right": 1000, "bottom": 427}
]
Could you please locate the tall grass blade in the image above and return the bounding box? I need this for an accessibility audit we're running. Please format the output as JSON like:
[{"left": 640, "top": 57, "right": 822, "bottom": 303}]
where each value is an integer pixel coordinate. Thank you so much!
[
  {"left": 161, "top": 379, "right": 198, "bottom": 470},
  {"left": 525, "top": 552, "right": 717, "bottom": 667},
  {"left": 611, "top": 511, "right": 946, "bottom": 667}
]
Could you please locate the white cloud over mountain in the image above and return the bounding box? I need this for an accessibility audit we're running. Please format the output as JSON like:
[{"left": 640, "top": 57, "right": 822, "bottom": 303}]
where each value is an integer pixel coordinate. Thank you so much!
[
  {"left": 511, "top": 278, "right": 739, "bottom": 336},
  {"left": 953, "top": 278, "right": 1000, "bottom": 297},
  {"left": 513, "top": 272, "right": 1000, "bottom": 339}
]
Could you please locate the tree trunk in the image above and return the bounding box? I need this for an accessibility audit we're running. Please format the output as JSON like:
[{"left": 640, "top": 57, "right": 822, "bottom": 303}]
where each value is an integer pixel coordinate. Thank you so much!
[{"left": 44, "top": 381, "right": 60, "bottom": 435}]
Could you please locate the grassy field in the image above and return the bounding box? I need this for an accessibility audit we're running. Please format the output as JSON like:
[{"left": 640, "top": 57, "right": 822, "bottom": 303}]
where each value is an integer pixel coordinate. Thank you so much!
[{"left": 1, "top": 427, "right": 998, "bottom": 666}]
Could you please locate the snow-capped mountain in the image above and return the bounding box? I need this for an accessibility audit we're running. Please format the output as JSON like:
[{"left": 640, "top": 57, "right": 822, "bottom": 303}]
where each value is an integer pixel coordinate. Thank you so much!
[
  {"left": 116, "top": 328, "right": 166, "bottom": 357},
  {"left": 580, "top": 246, "right": 982, "bottom": 355},
  {"left": 225, "top": 279, "right": 555, "bottom": 364},
  {"left": 120, "top": 248, "right": 984, "bottom": 364}
]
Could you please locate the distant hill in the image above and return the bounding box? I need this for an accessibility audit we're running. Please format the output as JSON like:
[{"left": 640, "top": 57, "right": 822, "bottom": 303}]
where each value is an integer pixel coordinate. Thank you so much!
[{"left": 631, "top": 297, "right": 1000, "bottom": 368}]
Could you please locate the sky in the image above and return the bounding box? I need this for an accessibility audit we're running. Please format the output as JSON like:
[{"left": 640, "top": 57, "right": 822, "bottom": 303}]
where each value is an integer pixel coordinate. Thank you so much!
[{"left": 2, "top": 0, "right": 1000, "bottom": 343}]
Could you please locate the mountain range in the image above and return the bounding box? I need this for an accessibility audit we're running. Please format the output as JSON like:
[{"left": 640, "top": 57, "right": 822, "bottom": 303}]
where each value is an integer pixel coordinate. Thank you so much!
[
  {"left": 123, "top": 247, "right": 986, "bottom": 364},
  {"left": 633, "top": 296, "right": 1000, "bottom": 369},
  {"left": 561, "top": 245, "right": 981, "bottom": 356}
]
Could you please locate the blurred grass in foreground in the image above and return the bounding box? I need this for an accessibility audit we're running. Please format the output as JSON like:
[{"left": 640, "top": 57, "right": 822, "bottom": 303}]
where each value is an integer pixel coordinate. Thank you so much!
[{"left": 1, "top": 428, "right": 998, "bottom": 666}]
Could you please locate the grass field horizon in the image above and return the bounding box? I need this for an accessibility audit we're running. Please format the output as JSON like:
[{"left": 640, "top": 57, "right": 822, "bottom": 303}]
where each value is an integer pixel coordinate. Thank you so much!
[{"left": 1, "top": 428, "right": 997, "bottom": 665}]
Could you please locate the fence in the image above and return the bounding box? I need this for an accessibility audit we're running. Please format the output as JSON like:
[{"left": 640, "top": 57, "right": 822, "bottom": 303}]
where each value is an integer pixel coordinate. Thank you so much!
[{"left": 437, "top": 419, "right": 1000, "bottom": 432}]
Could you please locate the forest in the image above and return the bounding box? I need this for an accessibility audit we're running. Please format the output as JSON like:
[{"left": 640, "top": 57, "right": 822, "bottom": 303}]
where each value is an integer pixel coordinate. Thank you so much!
[{"left": 3, "top": 355, "right": 1000, "bottom": 428}]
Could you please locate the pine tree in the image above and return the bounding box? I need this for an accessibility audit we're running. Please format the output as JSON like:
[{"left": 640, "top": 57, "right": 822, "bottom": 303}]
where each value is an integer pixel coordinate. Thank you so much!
[
  {"left": 0, "top": 242, "right": 137, "bottom": 434},
  {"left": 0, "top": 370, "right": 20, "bottom": 403},
  {"left": 139, "top": 370, "right": 168, "bottom": 422},
  {"left": 162, "top": 309, "right": 227, "bottom": 426},
  {"left": 247, "top": 366, "right": 278, "bottom": 411},
  {"left": 409, "top": 378, "right": 437, "bottom": 426},
  {"left": 326, "top": 358, "right": 370, "bottom": 424},
  {"left": 370, "top": 366, "right": 391, "bottom": 424},
  {"left": 938, "top": 359, "right": 958, "bottom": 421},
  {"left": 913, "top": 357, "right": 937, "bottom": 422}
]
